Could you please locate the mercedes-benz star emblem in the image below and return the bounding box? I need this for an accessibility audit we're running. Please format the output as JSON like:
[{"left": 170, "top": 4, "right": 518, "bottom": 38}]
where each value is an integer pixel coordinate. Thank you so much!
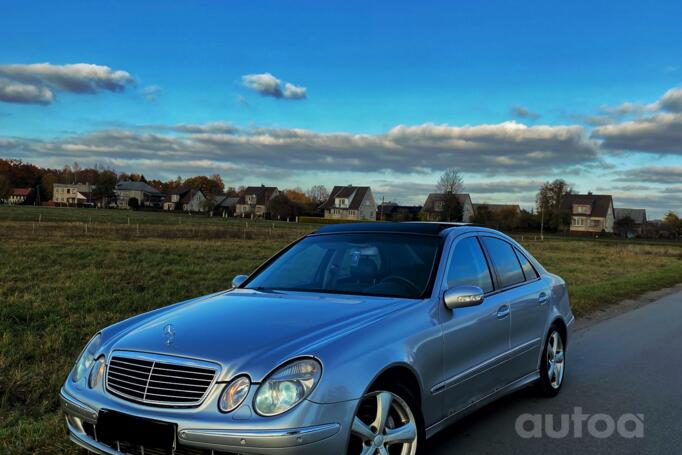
[{"left": 163, "top": 323, "right": 176, "bottom": 346}]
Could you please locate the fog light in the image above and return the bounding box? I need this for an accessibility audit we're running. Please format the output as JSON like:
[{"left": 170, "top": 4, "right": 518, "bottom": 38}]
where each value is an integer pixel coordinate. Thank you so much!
[{"left": 89, "top": 357, "right": 106, "bottom": 389}]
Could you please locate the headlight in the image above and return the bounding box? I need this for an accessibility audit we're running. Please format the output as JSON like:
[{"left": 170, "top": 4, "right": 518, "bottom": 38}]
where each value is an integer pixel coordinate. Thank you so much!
[
  {"left": 219, "top": 376, "right": 251, "bottom": 413},
  {"left": 71, "top": 333, "right": 102, "bottom": 383},
  {"left": 89, "top": 357, "right": 106, "bottom": 389},
  {"left": 254, "top": 358, "right": 322, "bottom": 417}
]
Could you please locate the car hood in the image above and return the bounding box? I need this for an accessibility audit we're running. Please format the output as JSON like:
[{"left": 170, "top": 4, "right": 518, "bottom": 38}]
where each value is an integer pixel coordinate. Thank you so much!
[{"left": 107, "top": 289, "right": 411, "bottom": 382}]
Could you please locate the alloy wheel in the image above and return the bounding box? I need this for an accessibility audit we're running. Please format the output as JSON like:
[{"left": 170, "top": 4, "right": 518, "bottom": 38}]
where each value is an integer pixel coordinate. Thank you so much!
[
  {"left": 349, "top": 390, "right": 418, "bottom": 455},
  {"left": 546, "top": 330, "right": 565, "bottom": 389}
]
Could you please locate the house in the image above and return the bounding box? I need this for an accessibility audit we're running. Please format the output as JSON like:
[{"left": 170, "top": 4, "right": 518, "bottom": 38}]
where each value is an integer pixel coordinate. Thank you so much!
[
  {"left": 235, "top": 186, "right": 279, "bottom": 218},
  {"left": 163, "top": 186, "right": 207, "bottom": 212},
  {"left": 614, "top": 208, "right": 648, "bottom": 238},
  {"left": 114, "top": 181, "right": 165, "bottom": 209},
  {"left": 6, "top": 188, "right": 35, "bottom": 205},
  {"left": 320, "top": 185, "right": 377, "bottom": 221},
  {"left": 53, "top": 183, "right": 96, "bottom": 206},
  {"left": 561, "top": 194, "right": 615, "bottom": 234},
  {"left": 421, "top": 193, "right": 475, "bottom": 222},
  {"left": 377, "top": 202, "right": 422, "bottom": 221},
  {"left": 214, "top": 196, "right": 239, "bottom": 217}
]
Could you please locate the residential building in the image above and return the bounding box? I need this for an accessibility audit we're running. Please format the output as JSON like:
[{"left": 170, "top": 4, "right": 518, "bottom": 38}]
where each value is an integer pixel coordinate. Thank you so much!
[
  {"left": 377, "top": 202, "right": 422, "bottom": 221},
  {"left": 114, "top": 181, "right": 165, "bottom": 209},
  {"left": 614, "top": 208, "right": 648, "bottom": 238},
  {"left": 53, "top": 183, "right": 95, "bottom": 206},
  {"left": 163, "top": 186, "right": 207, "bottom": 212},
  {"left": 235, "top": 186, "right": 279, "bottom": 217},
  {"left": 321, "top": 185, "right": 377, "bottom": 221},
  {"left": 561, "top": 194, "right": 615, "bottom": 234},
  {"left": 6, "top": 188, "right": 35, "bottom": 205},
  {"left": 214, "top": 196, "right": 239, "bottom": 217},
  {"left": 421, "top": 193, "right": 475, "bottom": 222}
]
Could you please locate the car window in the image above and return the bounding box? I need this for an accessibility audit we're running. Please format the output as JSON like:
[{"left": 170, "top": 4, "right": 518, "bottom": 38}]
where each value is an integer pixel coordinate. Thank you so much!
[
  {"left": 446, "top": 237, "right": 494, "bottom": 293},
  {"left": 481, "top": 237, "right": 525, "bottom": 288},
  {"left": 515, "top": 248, "right": 539, "bottom": 281},
  {"left": 246, "top": 233, "right": 441, "bottom": 298}
]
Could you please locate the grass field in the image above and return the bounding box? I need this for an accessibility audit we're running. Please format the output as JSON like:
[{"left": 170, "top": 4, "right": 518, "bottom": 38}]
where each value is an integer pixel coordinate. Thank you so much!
[{"left": 2, "top": 206, "right": 682, "bottom": 453}]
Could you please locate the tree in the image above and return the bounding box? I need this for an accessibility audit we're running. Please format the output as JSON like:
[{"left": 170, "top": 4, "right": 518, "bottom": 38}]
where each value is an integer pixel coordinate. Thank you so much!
[
  {"left": 437, "top": 168, "right": 464, "bottom": 222},
  {"left": 0, "top": 174, "right": 9, "bottom": 202},
  {"left": 614, "top": 215, "right": 636, "bottom": 237},
  {"left": 663, "top": 211, "right": 682, "bottom": 238},
  {"left": 306, "top": 185, "right": 329, "bottom": 204},
  {"left": 437, "top": 168, "right": 463, "bottom": 195},
  {"left": 183, "top": 175, "right": 225, "bottom": 195},
  {"left": 536, "top": 179, "right": 573, "bottom": 232},
  {"left": 269, "top": 194, "right": 302, "bottom": 219},
  {"left": 128, "top": 197, "right": 140, "bottom": 210},
  {"left": 93, "top": 170, "right": 118, "bottom": 206}
]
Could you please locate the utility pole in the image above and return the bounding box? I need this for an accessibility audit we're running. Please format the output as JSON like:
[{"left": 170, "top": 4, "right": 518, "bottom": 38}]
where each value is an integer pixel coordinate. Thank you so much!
[{"left": 540, "top": 204, "right": 545, "bottom": 241}]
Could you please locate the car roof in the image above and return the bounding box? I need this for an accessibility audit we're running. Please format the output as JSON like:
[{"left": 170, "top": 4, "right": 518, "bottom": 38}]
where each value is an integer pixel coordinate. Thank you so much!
[{"left": 314, "top": 221, "right": 469, "bottom": 236}]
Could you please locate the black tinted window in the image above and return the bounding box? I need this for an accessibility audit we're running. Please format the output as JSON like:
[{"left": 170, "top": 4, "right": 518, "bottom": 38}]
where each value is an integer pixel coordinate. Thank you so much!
[
  {"left": 446, "top": 237, "right": 494, "bottom": 293},
  {"left": 515, "top": 248, "right": 539, "bottom": 280},
  {"left": 481, "top": 237, "right": 525, "bottom": 288}
]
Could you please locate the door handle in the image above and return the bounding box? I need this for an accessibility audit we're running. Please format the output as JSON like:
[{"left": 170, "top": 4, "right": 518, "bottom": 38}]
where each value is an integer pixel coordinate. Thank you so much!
[
  {"left": 496, "top": 305, "right": 510, "bottom": 319},
  {"left": 538, "top": 292, "right": 549, "bottom": 305}
]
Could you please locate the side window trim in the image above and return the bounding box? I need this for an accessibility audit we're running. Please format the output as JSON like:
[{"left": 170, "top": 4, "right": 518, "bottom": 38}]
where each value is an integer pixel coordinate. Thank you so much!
[
  {"left": 479, "top": 235, "right": 529, "bottom": 293},
  {"left": 474, "top": 235, "right": 498, "bottom": 294}
]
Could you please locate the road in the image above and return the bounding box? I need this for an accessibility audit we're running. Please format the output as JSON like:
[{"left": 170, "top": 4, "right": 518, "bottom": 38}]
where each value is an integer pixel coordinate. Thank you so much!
[{"left": 426, "top": 290, "right": 682, "bottom": 454}]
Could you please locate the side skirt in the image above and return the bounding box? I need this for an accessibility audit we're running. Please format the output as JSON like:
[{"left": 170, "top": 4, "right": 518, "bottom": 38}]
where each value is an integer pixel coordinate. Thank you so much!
[{"left": 425, "top": 370, "right": 540, "bottom": 439}]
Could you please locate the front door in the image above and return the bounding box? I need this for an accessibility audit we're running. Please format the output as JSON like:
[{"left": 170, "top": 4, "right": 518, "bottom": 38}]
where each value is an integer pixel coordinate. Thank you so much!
[{"left": 437, "top": 235, "right": 511, "bottom": 417}]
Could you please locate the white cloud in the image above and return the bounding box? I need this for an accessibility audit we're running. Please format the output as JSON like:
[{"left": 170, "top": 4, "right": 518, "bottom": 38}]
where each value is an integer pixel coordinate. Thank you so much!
[
  {"left": 510, "top": 105, "right": 540, "bottom": 120},
  {"left": 241, "top": 73, "right": 307, "bottom": 100},
  {"left": 593, "top": 113, "right": 682, "bottom": 154},
  {"left": 0, "top": 63, "right": 135, "bottom": 105},
  {"left": 141, "top": 85, "right": 161, "bottom": 101}
]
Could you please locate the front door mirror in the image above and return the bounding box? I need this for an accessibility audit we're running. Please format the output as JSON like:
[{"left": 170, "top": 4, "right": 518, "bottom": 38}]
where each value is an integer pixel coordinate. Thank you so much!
[
  {"left": 232, "top": 275, "right": 248, "bottom": 288},
  {"left": 443, "top": 285, "right": 485, "bottom": 310}
]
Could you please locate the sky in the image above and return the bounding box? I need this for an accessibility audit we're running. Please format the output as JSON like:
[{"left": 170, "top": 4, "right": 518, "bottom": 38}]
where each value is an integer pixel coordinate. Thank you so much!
[{"left": 1, "top": 0, "right": 682, "bottom": 217}]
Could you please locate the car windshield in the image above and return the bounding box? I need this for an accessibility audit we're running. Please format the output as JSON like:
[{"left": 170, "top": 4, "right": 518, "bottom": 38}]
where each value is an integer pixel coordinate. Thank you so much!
[{"left": 245, "top": 233, "right": 442, "bottom": 299}]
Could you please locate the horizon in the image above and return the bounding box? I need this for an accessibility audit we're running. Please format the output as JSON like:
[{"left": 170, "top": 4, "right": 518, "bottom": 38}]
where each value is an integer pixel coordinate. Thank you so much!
[{"left": 2, "top": 1, "right": 682, "bottom": 217}]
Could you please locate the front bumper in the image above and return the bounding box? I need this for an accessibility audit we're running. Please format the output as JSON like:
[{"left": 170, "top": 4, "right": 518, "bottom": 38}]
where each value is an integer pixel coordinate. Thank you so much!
[{"left": 60, "top": 384, "right": 356, "bottom": 455}]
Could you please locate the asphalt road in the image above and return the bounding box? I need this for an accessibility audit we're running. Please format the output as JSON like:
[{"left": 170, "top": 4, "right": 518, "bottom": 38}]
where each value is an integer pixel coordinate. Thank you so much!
[{"left": 426, "top": 290, "right": 682, "bottom": 454}]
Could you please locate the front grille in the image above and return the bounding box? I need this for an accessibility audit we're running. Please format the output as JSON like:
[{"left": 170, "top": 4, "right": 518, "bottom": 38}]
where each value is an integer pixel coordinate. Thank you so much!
[{"left": 106, "top": 353, "right": 217, "bottom": 407}]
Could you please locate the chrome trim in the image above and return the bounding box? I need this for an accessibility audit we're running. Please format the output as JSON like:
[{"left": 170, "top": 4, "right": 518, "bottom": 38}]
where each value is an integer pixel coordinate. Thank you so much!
[
  {"left": 179, "top": 423, "right": 341, "bottom": 449},
  {"left": 105, "top": 350, "right": 221, "bottom": 407},
  {"left": 60, "top": 387, "right": 98, "bottom": 423},
  {"left": 426, "top": 370, "right": 540, "bottom": 439},
  {"left": 431, "top": 337, "right": 541, "bottom": 394}
]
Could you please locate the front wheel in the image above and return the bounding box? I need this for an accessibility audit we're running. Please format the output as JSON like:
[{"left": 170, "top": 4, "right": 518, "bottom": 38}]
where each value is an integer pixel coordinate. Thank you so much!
[
  {"left": 348, "top": 386, "right": 422, "bottom": 455},
  {"left": 536, "top": 326, "right": 566, "bottom": 397}
]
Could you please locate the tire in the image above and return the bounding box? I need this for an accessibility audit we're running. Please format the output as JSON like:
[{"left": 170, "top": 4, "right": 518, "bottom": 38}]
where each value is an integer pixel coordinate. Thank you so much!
[
  {"left": 536, "top": 325, "right": 567, "bottom": 397},
  {"left": 348, "top": 382, "right": 425, "bottom": 455}
]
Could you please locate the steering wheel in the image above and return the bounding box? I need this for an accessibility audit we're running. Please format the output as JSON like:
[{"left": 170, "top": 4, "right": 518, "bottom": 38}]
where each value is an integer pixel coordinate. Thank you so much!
[{"left": 378, "top": 275, "right": 420, "bottom": 294}]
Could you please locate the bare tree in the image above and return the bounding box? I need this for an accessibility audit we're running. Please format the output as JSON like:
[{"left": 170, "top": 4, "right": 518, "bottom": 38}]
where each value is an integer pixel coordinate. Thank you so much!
[
  {"left": 437, "top": 168, "right": 463, "bottom": 195},
  {"left": 306, "top": 185, "right": 330, "bottom": 203}
]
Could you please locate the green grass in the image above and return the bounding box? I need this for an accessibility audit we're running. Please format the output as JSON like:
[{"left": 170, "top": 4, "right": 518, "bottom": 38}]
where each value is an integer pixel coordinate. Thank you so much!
[{"left": 1, "top": 213, "right": 682, "bottom": 453}]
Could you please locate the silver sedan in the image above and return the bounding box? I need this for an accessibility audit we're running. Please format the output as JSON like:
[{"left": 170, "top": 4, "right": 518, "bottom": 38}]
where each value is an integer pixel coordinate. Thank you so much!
[{"left": 61, "top": 222, "right": 574, "bottom": 455}]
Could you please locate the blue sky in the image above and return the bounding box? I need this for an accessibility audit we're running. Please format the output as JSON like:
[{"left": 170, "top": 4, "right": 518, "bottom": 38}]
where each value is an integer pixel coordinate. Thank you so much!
[{"left": 1, "top": 0, "right": 682, "bottom": 216}]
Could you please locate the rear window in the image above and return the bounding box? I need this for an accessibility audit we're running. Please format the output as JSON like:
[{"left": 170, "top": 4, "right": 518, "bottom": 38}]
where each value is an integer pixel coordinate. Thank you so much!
[{"left": 481, "top": 237, "right": 525, "bottom": 288}]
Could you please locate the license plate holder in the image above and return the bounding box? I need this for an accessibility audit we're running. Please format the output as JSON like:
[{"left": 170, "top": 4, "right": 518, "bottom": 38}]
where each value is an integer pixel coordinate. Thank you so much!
[{"left": 97, "top": 409, "right": 177, "bottom": 451}]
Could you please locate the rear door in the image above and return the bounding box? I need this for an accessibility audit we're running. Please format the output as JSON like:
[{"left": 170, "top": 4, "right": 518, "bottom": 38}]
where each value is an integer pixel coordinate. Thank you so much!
[{"left": 480, "top": 237, "right": 550, "bottom": 379}]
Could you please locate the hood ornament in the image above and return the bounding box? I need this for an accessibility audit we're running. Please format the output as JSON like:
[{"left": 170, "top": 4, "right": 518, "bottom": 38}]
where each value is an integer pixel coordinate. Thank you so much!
[{"left": 163, "top": 323, "right": 176, "bottom": 346}]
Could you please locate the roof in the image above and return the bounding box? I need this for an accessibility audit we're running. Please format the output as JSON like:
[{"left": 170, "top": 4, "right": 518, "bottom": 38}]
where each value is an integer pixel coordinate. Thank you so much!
[
  {"left": 115, "top": 181, "right": 164, "bottom": 195},
  {"left": 10, "top": 188, "right": 33, "bottom": 196},
  {"left": 422, "top": 193, "right": 472, "bottom": 211},
  {"left": 168, "top": 185, "right": 191, "bottom": 196},
  {"left": 216, "top": 196, "right": 239, "bottom": 207},
  {"left": 473, "top": 203, "right": 521, "bottom": 214},
  {"left": 561, "top": 194, "right": 614, "bottom": 218},
  {"left": 179, "top": 188, "right": 205, "bottom": 205},
  {"left": 315, "top": 221, "right": 464, "bottom": 236},
  {"left": 319, "top": 186, "right": 372, "bottom": 210},
  {"left": 237, "top": 186, "right": 278, "bottom": 205},
  {"left": 614, "top": 208, "right": 647, "bottom": 224}
]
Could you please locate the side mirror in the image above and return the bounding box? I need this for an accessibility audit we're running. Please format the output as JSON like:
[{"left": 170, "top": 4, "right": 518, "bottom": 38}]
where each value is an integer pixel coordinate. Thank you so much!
[
  {"left": 443, "top": 285, "right": 485, "bottom": 310},
  {"left": 231, "top": 275, "right": 248, "bottom": 288}
]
